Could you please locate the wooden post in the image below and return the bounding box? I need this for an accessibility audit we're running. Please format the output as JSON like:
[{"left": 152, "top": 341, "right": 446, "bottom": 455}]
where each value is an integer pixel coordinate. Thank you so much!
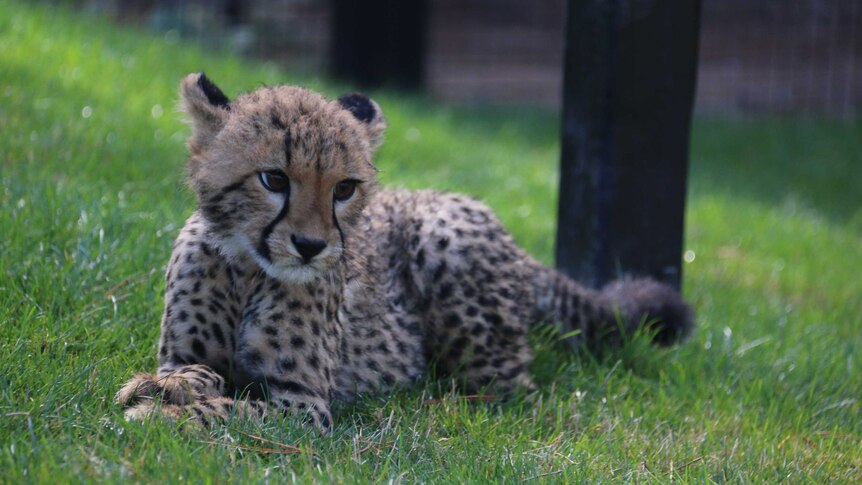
[{"left": 555, "top": 0, "right": 701, "bottom": 290}]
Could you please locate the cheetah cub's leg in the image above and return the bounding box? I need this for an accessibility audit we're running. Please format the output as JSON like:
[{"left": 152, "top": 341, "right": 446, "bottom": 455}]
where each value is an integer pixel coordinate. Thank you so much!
[
  {"left": 232, "top": 275, "right": 343, "bottom": 432},
  {"left": 409, "top": 207, "right": 537, "bottom": 396},
  {"left": 422, "top": 271, "right": 536, "bottom": 396},
  {"left": 117, "top": 214, "right": 246, "bottom": 415}
]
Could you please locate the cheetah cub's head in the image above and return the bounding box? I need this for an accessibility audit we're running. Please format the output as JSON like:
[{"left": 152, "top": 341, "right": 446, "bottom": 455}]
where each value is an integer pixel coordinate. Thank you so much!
[{"left": 179, "top": 72, "right": 385, "bottom": 283}]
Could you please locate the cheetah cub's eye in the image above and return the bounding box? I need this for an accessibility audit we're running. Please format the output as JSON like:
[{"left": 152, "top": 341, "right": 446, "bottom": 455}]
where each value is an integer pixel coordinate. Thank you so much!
[
  {"left": 259, "top": 170, "right": 290, "bottom": 193},
  {"left": 333, "top": 180, "right": 359, "bottom": 202}
]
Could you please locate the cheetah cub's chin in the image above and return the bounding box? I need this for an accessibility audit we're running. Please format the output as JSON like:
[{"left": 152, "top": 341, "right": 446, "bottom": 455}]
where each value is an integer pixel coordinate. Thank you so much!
[{"left": 116, "top": 72, "right": 694, "bottom": 433}]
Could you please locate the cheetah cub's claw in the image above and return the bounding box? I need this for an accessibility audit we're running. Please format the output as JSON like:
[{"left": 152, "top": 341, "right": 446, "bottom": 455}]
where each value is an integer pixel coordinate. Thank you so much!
[{"left": 115, "top": 364, "right": 225, "bottom": 407}]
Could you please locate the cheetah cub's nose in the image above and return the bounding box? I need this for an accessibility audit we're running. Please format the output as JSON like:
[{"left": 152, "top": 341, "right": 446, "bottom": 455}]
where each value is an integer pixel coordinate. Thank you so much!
[{"left": 291, "top": 235, "right": 327, "bottom": 262}]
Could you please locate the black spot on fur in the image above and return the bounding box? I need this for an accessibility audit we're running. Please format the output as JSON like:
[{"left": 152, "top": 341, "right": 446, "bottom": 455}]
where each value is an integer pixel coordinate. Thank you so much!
[
  {"left": 271, "top": 111, "right": 285, "bottom": 129},
  {"left": 432, "top": 261, "right": 447, "bottom": 282},
  {"left": 337, "top": 93, "right": 376, "bottom": 123},
  {"left": 242, "top": 349, "right": 263, "bottom": 367},
  {"left": 192, "top": 339, "right": 207, "bottom": 358},
  {"left": 284, "top": 130, "right": 292, "bottom": 165},
  {"left": 197, "top": 72, "right": 230, "bottom": 109},
  {"left": 278, "top": 357, "right": 296, "bottom": 372},
  {"left": 268, "top": 377, "right": 313, "bottom": 396},
  {"left": 444, "top": 313, "right": 462, "bottom": 328},
  {"left": 483, "top": 312, "right": 503, "bottom": 325},
  {"left": 211, "top": 324, "right": 226, "bottom": 346},
  {"left": 437, "top": 283, "right": 453, "bottom": 300}
]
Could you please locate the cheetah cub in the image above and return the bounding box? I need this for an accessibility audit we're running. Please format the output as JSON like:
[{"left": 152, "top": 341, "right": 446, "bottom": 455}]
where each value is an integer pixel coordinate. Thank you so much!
[{"left": 117, "top": 73, "right": 693, "bottom": 432}]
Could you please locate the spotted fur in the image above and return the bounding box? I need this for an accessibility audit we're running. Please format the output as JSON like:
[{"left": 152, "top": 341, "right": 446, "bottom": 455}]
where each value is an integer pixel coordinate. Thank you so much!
[{"left": 117, "top": 73, "right": 694, "bottom": 432}]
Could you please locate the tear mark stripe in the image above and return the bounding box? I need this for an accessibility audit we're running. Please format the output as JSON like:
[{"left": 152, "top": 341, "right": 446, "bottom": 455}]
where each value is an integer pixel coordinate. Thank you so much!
[
  {"left": 332, "top": 201, "right": 345, "bottom": 260},
  {"left": 257, "top": 197, "right": 290, "bottom": 262}
]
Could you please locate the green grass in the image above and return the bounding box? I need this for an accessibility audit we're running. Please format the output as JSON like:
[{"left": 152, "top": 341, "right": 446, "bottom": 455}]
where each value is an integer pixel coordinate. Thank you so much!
[{"left": 1, "top": 1, "right": 860, "bottom": 482}]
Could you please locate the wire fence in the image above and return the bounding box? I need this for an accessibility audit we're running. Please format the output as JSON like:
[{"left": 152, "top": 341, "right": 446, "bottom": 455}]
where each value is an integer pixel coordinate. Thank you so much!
[{"left": 697, "top": 0, "right": 860, "bottom": 116}]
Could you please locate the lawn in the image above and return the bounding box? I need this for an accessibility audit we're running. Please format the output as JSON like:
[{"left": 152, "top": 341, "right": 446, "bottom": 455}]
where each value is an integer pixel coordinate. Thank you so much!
[{"left": 1, "top": 1, "right": 860, "bottom": 482}]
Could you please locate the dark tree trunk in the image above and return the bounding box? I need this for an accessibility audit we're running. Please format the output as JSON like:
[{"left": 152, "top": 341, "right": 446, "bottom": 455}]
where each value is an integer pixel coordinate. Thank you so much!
[{"left": 555, "top": 0, "right": 702, "bottom": 290}]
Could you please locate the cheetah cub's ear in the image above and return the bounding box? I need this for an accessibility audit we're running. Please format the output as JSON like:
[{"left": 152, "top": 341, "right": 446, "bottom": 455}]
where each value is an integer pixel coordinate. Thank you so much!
[
  {"left": 338, "top": 93, "right": 387, "bottom": 152},
  {"left": 180, "top": 72, "right": 230, "bottom": 151}
]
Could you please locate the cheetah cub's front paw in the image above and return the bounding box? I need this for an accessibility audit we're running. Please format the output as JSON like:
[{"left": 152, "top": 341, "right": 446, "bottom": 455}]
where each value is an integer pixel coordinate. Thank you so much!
[
  {"left": 123, "top": 396, "right": 268, "bottom": 426},
  {"left": 115, "top": 364, "right": 224, "bottom": 407}
]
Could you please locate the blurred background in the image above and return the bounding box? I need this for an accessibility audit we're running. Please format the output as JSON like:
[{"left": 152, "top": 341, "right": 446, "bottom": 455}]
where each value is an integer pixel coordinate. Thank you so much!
[{"left": 68, "top": 0, "right": 861, "bottom": 116}]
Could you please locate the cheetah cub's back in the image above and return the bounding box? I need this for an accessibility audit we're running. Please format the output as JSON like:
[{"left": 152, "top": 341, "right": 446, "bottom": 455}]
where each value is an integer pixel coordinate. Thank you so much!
[{"left": 116, "top": 73, "right": 694, "bottom": 432}]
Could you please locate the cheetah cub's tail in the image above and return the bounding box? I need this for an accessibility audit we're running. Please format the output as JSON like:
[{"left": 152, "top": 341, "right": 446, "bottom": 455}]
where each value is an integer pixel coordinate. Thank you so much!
[{"left": 532, "top": 267, "right": 694, "bottom": 350}]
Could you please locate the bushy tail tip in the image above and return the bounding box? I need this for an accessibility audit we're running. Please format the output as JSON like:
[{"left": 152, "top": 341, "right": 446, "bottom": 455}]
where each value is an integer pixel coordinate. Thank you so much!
[{"left": 601, "top": 277, "right": 695, "bottom": 346}]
